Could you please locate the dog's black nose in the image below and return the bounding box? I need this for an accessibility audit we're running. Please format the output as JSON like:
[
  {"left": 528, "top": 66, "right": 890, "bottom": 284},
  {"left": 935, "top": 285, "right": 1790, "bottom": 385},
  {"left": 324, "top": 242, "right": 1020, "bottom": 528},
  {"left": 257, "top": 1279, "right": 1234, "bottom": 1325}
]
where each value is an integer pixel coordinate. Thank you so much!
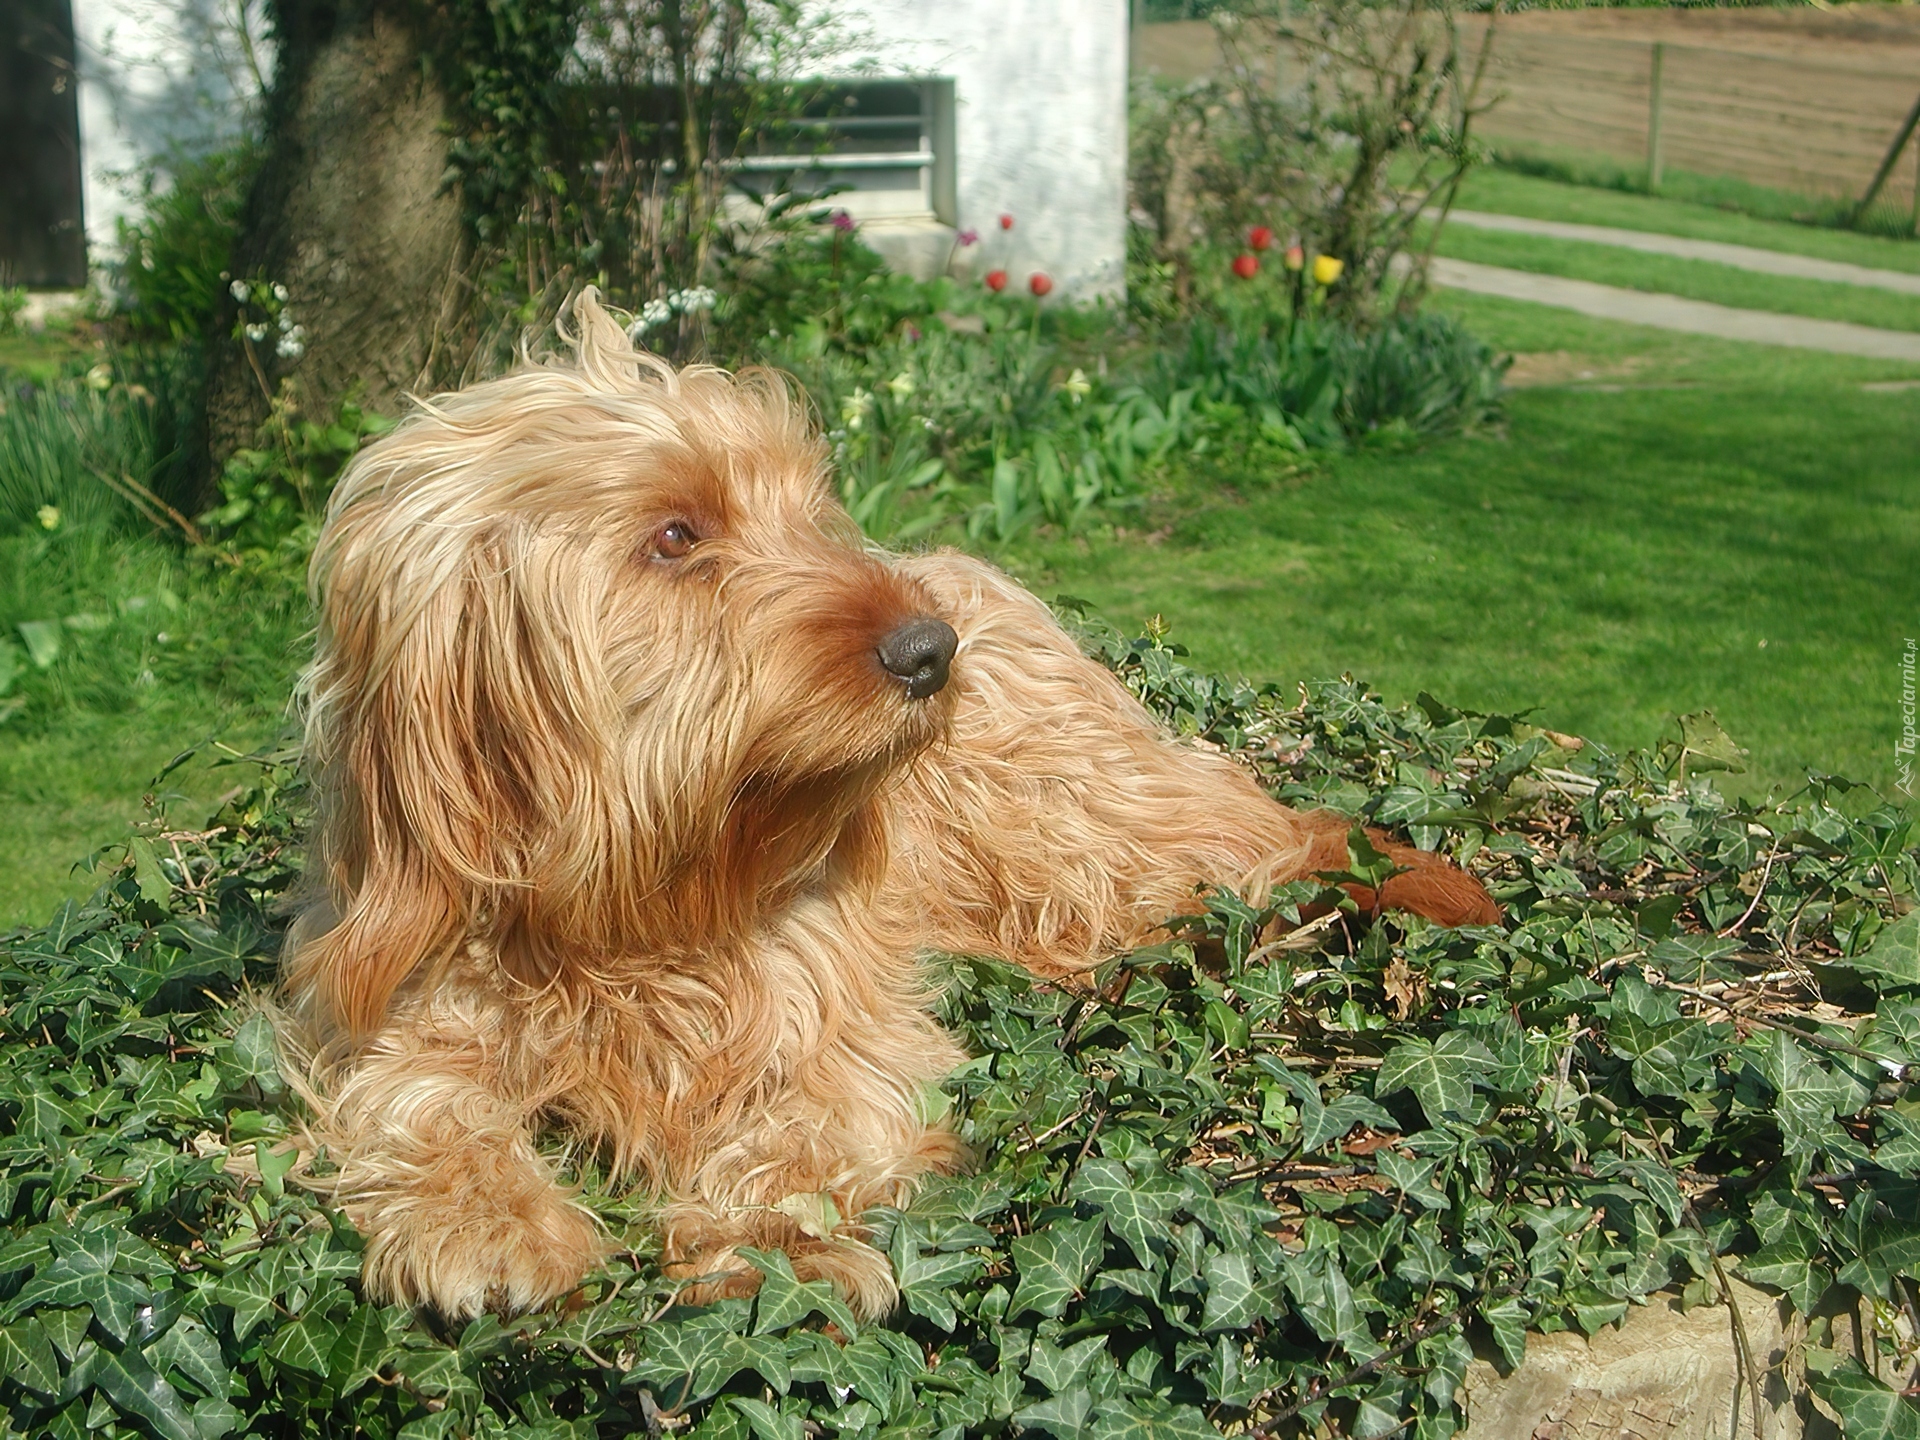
[{"left": 876, "top": 618, "right": 958, "bottom": 700}]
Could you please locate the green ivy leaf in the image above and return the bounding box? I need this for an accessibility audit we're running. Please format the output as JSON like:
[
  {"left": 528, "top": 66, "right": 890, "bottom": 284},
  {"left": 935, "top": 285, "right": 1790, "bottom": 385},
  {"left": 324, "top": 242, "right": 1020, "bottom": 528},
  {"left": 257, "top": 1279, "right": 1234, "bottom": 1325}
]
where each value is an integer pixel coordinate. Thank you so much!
[
  {"left": 1608, "top": 1011, "right": 1719, "bottom": 1099},
  {"left": 1070, "top": 1159, "right": 1181, "bottom": 1267},
  {"left": 1017, "top": 1387, "right": 1094, "bottom": 1437},
  {"left": 1008, "top": 1216, "right": 1107, "bottom": 1320},
  {"left": 8, "top": 1230, "right": 154, "bottom": 1343},
  {"left": 1481, "top": 1297, "right": 1529, "bottom": 1371},
  {"left": 391, "top": 1347, "right": 478, "bottom": 1406},
  {"left": 0, "top": 1318, "right": 62, "bottom": 1397},
  {"left": 210, "top": 1263, "right": 280, "bottom": 1344},
  {"left": 127, "top": 838, "right": 173, "bottom": 906},
  {"left": 189, "top": 1397, "right": 244, "bottom": 1440},
  {"left": 263, "top": 1315, "right": 339, "bottom": 1377},
  {"left": 1200, "top": 1251, "right": 1263, "bottom": 1332},
  {"left": 326, "top": 1305, "right": 394, "bottom": 1397},
  {"left": 1088, "top": 1396, "right": 1221, "bottom": 1440},
  {"left": 1375, "top": 1150, "right": 1447, "bottom": 1211},
  {"left": 1616, "top": 1160, "right": 1687, "bottom": 1228},
  {"left": 726, "top": 1395, "right": 806, "bottom": 1440},
  {"left": 886, "top": 1214, "right": 988, "bottom": 1331},
  {"left": 1025, "top": 1333, "right": 1107, "bottom": 1394},
  {"left": 1741, "top": 1241, "right": 1830, "bottom": 1316},
  {"left": 1836, "top": 1214, "right": 1920, "bottom": 1300},
  {"left": 742, "top": 1250, "right": 858, "bottom": 1338},
  {"left": 1875, "top": 1109, "right": 1920, "bottom": 1176},
  {"left": 227, "top": 1011, "right": 282, "bottom": 1090},
  {"left": 92, "top": 1344, "right": 198, "bottom": 1440},
  {"left": 1763, "top": 1031, "right": 1847, "bottom": 1159},
  {"left": 1282, "top": 1249, "right": 1374, "bottom": 1355},
  {"left": 1840, "top": 910, "right": 1920, "bottom": 989},
  {"left": 1808, "top": 1357, "right": 1920, "bottom": 1440},
  {"left": 147, "top": 1317, "right": 229, "bottom": 1402},
  {"left": 1374, "top": 1032, "right": 1495, "bottom": 1124}
]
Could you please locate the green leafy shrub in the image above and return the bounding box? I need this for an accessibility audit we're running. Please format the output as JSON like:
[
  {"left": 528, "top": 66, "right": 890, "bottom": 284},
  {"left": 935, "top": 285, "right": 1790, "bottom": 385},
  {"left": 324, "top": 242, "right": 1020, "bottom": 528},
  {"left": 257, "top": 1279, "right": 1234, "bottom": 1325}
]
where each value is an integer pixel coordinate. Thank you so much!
[
  {"left": 200, "top": 392, "right": 391, "bottom": 565},
  {"left": 1152, "top": 306, "right": 1506, "bottom": 451},
  {"left": 2, "top": 622, "right": 1916, "bottom": 1439},
  {"left": 113, "top": 147, "right": 258, "bottom": 345}
]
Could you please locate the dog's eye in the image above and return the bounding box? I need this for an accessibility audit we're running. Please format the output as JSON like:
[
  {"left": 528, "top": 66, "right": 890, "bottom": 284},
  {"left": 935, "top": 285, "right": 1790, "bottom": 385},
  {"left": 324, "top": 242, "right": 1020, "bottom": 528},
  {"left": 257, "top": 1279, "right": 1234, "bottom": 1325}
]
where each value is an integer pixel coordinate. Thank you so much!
[{"left": 652, "top": 521, "right": 698, "bottom": 560}]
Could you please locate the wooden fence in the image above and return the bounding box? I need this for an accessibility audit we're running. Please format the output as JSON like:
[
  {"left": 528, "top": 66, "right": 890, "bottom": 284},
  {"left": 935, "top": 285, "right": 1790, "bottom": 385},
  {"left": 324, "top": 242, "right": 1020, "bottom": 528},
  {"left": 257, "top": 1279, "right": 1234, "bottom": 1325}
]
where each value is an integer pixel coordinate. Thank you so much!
[{"left": 1461, "top": 28, "right": 1920, "bottom": 221}]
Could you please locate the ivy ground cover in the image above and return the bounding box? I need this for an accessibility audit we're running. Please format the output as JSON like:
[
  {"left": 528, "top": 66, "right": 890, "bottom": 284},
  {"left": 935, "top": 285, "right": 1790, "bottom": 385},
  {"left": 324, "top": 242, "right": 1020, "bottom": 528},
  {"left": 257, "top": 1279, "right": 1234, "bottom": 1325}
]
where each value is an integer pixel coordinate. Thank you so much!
[{"left": 0, "top": 621, "right": 1916, "bottom": 1440}]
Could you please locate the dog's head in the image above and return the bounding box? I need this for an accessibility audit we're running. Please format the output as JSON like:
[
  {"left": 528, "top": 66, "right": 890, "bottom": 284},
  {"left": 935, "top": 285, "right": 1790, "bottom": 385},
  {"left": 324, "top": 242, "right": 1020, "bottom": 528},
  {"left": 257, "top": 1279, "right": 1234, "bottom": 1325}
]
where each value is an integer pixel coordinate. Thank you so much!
[{"left": 290, "top": 289, "right": 957, "bottom": 1035}]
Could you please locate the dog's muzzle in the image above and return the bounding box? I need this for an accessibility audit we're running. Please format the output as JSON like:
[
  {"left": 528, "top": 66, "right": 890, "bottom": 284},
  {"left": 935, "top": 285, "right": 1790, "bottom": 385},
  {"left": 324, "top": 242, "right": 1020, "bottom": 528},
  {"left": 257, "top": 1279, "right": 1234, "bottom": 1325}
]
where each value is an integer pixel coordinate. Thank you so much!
[{"left": 877, "top": 618, "right": 958, "bottom": 700}]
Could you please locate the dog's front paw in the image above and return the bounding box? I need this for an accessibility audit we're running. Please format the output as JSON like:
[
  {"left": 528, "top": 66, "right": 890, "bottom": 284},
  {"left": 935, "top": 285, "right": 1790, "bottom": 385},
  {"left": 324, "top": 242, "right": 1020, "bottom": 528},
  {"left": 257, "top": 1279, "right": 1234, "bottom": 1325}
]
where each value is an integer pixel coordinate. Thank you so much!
[
  {"left": 664, "top": 1236, "right": 899, "bottom": 1320},
  {"left": 357, "top": 1177, "right": 609, "bottom": 1319}
]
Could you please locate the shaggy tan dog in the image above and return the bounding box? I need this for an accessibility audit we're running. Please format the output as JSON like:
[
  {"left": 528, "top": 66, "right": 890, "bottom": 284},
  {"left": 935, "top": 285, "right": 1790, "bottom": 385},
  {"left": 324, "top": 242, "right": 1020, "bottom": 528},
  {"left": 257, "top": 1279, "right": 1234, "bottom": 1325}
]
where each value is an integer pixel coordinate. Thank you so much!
[{"left": 281, "top": 290, "right": 1497, "bottom": 1322}]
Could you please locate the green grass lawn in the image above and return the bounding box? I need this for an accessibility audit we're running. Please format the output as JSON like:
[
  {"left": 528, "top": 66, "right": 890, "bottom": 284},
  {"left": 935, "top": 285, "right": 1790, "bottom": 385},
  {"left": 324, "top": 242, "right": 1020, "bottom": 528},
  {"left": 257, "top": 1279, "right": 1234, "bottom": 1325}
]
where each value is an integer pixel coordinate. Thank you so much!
[
  {"left": 1004, "top": 290, "right": 1920, "bottom": 803},
  {"left": 0, "top": 531, "right": 306, "bottom": 930},
  {"left": 1431, "top": 170, "right": 1920, "bottom": 335},
  {"left": 1460, "top": 165, "right": 1920, "bottom": 270},
  {"left": 1428, "top": 223, "right": 1920, "bottom": 334}
]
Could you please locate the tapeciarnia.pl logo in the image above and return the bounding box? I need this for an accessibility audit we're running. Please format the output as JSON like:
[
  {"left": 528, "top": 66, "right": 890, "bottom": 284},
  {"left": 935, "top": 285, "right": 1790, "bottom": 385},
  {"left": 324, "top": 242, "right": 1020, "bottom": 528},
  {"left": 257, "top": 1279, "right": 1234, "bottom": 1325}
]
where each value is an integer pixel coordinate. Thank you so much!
[{"left": 1899, "top": 638, "right": 1916, "bottom": 798}]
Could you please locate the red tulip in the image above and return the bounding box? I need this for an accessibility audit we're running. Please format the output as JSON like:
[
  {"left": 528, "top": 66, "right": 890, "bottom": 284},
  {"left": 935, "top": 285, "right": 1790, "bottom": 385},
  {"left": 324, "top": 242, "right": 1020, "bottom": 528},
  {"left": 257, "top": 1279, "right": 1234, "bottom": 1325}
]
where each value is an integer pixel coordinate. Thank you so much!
[
  {"left": 985, "top": 269, "right": 1008, "bottom": 292},
  {"left": 999, "top": 214, "right": 1014, "bottom": 230},
  {"left": 1231, "top": 253, "right": 1259, "bottom": 280},
  {"left": 1249, "top": 226, "right": 1273, "bottom": 251},
  {"left": 1283, "top": 244, "right": 1305, "bottom": 271},
  {"left": 1028, "top": 272, "right": 1053, "bottom": 297}
]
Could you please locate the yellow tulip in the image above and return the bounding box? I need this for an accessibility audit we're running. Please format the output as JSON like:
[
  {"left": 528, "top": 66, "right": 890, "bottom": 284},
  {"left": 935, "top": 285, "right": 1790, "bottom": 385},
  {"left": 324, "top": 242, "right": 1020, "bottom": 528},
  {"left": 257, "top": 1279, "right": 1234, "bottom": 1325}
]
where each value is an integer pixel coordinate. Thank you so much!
[{"left": 1312, "top": 254, "right": 1345, "bottom": 286}]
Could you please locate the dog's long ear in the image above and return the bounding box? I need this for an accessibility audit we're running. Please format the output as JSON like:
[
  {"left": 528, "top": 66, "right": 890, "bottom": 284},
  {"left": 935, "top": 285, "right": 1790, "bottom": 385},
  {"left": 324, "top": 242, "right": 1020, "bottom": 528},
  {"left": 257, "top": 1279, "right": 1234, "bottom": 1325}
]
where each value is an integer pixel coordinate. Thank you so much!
[{"left": 291, "top": 529, "right": 615, "bottom": 1039}]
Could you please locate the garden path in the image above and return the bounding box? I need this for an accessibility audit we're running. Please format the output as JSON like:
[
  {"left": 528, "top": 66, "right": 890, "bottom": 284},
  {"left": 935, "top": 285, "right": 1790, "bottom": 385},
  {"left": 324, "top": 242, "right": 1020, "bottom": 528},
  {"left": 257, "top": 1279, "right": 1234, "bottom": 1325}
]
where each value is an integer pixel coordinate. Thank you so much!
[
  {"left": 1448, "top": 210, "right": 1920, "bottom": 295},
  {"left": 1427, "top": 256, "right": 1920, "bottom": 361}
]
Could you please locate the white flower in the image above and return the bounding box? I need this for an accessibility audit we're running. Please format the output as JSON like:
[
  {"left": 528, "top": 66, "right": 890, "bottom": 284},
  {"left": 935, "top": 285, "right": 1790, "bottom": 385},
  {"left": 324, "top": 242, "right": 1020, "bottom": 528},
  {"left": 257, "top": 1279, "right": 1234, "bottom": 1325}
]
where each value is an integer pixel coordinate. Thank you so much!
[
  {"left": 85, "top": 363, "right": 112, "bottom": 391},
  {"left": 229, "top": 279, "right": 249, "bottom": 302},
  {"left": 629, "top": 297, "right": 675, "bottom": 337},
  {"left": 245, "top": 323, "right": 268, "bottom": 342},
  {"left": 840, "top": 387, "right": 873, "bottom": 431},
  {"left": 669, "top": 286, "right": 717, "bottom": 314},
  {"left": 277, "top": 309, "right": 297, "bottom": 332},
  {"left": 1061, "top": 367, "right": 1092, "bottom": 402},
  {"left": 272, "top": 283, "right": 289, "bottom": 303},
  {"left": 276, "top": 333, "right": 306, "bottom": 360},
  {"left": 885, "top": 372, "right": 914, "bottom": 400}
]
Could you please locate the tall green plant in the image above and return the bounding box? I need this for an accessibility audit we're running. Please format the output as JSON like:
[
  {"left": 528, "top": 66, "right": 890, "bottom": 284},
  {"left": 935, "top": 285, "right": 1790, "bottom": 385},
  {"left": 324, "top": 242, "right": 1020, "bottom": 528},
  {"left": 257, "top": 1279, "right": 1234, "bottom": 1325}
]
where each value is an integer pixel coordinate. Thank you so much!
[
  {"left": 0, "top": 356, "right": 205, "bottom": 541},
  {"left": 1154, "top": 303, "right": 1505, "bottom": 449}
]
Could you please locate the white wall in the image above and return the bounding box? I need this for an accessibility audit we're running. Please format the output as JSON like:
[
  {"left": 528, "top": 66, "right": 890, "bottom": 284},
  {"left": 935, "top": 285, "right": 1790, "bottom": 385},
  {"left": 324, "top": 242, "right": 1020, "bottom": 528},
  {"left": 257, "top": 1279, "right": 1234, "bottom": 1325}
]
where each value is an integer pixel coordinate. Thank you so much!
[
  {"left": 70, "top": 0, "right": 267, "bottom": 259},
  {"left": 841, "top": 0, "right": 1128, "bottom": 301},
  {"left": 67, "top": 0, "right": 1125, "bottom": 300}
]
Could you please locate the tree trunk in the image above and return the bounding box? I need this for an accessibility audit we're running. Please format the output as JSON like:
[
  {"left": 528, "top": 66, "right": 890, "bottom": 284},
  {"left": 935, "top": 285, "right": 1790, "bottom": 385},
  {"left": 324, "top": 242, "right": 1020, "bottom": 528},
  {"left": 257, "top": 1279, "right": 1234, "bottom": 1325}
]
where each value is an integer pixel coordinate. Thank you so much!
[{"left": 204, "top": 0, "right": 467, "bottom": 474}]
